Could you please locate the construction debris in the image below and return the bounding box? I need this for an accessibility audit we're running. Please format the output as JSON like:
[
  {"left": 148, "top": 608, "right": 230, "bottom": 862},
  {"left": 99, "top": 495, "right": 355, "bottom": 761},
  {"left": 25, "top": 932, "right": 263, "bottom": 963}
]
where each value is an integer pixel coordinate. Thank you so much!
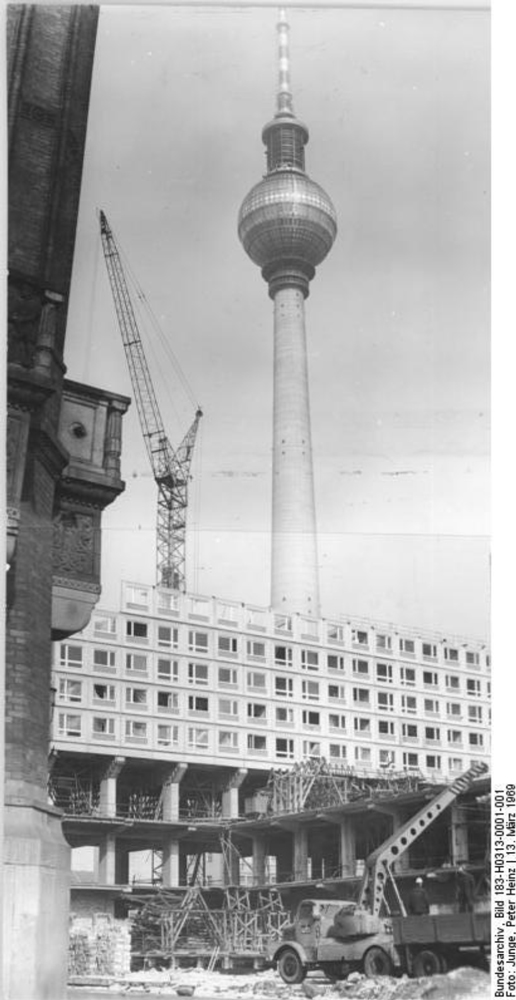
[{"left": 68, "top": 915, "right": 131, "bottom": 978}]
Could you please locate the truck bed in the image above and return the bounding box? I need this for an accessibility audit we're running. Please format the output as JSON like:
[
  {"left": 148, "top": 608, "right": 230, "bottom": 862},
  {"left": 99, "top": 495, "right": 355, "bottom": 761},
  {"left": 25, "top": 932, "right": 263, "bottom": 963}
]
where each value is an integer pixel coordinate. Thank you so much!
[{"left": 392, "top": 912, "right": 490, "bottom": 947}]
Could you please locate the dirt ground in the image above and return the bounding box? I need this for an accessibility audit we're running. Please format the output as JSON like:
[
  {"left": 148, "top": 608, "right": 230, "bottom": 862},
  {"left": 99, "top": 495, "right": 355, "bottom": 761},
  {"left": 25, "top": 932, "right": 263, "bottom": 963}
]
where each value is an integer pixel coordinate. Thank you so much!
[{"left": 68, "top": 964, "right": 492, "bottom": 1000}]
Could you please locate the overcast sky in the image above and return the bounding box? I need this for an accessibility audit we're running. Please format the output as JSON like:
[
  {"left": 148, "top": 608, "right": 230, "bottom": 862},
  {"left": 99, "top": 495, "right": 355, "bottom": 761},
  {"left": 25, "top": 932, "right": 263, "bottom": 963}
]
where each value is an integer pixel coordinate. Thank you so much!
[{"left": 65, "top": 3, "right": 490, "bottom": 639}]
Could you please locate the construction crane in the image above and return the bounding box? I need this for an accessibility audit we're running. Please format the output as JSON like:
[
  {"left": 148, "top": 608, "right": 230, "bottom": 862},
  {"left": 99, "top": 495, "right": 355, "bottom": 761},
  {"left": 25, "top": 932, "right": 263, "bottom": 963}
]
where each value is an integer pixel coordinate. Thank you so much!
[{"left": 99, "top": 209, "right": 202, "bottom": 591}]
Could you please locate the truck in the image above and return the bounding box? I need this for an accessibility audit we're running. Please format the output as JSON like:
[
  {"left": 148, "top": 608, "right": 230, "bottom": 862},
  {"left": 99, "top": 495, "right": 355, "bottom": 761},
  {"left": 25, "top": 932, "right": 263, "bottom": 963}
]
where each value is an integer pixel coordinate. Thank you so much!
[{"left": 271, "top": 760, "right": 489, "bottom": 983}]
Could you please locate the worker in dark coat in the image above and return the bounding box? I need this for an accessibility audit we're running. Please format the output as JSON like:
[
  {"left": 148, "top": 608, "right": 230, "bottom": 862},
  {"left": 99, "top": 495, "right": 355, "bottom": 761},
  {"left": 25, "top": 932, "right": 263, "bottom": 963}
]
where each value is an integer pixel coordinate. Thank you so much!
[
  {"left": 456, "top": 865, "right": 476, "bottom": 912},
  {"left": 407, "top": 877, "right": 430, "bottom": 915}
]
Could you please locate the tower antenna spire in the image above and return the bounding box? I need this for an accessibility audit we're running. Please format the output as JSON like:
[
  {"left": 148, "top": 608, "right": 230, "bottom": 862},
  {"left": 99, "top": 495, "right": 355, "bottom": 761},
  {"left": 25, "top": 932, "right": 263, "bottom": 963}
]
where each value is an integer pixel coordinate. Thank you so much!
[{"left": 276, "top": 7, "right": 293, "bottom": 115}]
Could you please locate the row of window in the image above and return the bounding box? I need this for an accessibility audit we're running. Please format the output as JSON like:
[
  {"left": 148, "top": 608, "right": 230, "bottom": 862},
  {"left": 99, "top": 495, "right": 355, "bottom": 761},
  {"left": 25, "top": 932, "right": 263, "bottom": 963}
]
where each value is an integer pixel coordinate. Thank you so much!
[
  {"left": 58, "top": 646, "right": 489, "bottom": 702},
  {"left": 55, "top": 711, "right": 482, "bottom": 777},
  {"left": 55, "top": 678, "right": 488, "bottom": 734},
  {"left": 90, "top": 614, "right": 489, "bottom": 670}
]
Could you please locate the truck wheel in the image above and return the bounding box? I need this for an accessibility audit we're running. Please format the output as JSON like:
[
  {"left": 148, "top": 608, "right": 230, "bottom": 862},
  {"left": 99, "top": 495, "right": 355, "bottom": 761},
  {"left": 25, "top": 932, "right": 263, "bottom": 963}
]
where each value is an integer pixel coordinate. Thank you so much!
[
  {"left": 413, "top": 949, "right": 441, "bottom": 977},
  {"left": 278, "top": 948, "right": 306, "bottom": 984},
  {"left": 363, "top": 946, "right": 393, "bottom": 977}
]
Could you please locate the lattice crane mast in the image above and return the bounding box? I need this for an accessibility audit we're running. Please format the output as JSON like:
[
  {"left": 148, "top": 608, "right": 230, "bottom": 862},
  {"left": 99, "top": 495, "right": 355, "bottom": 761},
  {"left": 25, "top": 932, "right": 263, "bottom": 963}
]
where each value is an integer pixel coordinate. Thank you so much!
[{"left": 99, "top": 209, "right": 202, "bottom": 591}]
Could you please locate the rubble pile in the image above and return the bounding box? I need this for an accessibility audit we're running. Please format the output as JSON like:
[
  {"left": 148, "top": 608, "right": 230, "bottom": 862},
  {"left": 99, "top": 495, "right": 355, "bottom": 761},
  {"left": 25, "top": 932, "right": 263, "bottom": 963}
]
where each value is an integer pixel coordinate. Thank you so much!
[{"left": 68, "top": 916, "right": 131, "bottom": 978}]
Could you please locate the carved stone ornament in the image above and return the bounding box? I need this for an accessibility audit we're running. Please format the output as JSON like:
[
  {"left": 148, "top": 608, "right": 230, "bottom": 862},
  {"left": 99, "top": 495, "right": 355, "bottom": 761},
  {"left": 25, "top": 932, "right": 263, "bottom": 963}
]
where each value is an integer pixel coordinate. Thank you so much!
[{"left": 53, "top": 510, "right": 95, "bottom": 578}]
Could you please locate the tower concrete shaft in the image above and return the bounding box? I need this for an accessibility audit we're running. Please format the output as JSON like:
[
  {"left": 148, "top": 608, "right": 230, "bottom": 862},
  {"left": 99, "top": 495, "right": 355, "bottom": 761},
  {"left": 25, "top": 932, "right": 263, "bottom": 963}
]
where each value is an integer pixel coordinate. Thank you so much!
[
  {"left": 272, "top": 287, "right": 319, "bottom": 614},
  {"left": 238, "top": 9, "right": 337, "bottom": 616}
]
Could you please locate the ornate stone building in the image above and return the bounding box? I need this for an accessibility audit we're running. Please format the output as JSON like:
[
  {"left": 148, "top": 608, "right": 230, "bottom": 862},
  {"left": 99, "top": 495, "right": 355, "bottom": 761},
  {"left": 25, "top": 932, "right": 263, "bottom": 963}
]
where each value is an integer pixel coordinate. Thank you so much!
[{"left": 5, "top": 7, "right": 129, "bottom": 998}]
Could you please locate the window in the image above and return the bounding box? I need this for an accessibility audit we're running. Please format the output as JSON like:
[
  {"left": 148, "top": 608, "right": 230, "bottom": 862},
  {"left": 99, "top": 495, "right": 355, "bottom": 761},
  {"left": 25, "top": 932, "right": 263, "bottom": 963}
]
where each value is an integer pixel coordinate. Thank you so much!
[
  {"left": 157, "top": 659, "right": 178, "bottom": 682},
  {"left": 188, "top": 695, "right": 209, "bottom": 715},
  {"left": 423, "top": 671, "right": 438, "bottom": 688},
  {"left": 303, "top": 740, "right": 321, "bottom": 758},
  {"left": 401, "top": 694, "right": 417, "bottom": 714},
  {"left": 468, "top": 705, "right": 483, "bottom": 723},
  {"left": 158, "top": 625, "right": 178, "bottom": 649},
  {"left": 353, "top": 687, "right": 370, "bottom": 705},
  {"left": 466, "top": 651, "right": 480, "bottom": 667},
  {"left": 329, "top": 713, "right": 346, "bottom": 731},
  {"left": 446, "top": 702, "right": 462, "bottom": 718},
  {"left": 378, "top": 692, "right": 394, "bottom": 713},
  {"left": 448, "top": 757, "right": 463, "bottom": 772},
  {"left": 275, "top": 645, "right": 293, "bottom": 667},
  {"left": 125, "top": 585, "right": 149, "bottom": 610},
  {"left": 403, "top": 751, "right": 419, "bottom": 769},
  {"left": 301, "top": 649, "right": 319, "bottom": 671},
  {"left": 447, "top": 729, "right": 463, "bottom": 746},
  {"left": 376, "top": 633, "right": 392, "bottom": 652},
  {"left": 402, "top": 723, "right": 419, "bottom": 741},
  {"left": 126, "top": 620, "right": 148, "bottom": 643},
  {"left": 219, "top": 698, "right": 238, "bottom": 719},
  {"left": 247, "top": 670, "right": 267, "bottom": 691},
  {"left": 246, "top": 640, "right": 266, "bottom": 661},
  {"left": 276, "top": 706, "right": 294, "bottom": 725},
  {"left": 352, "top": 659, "right": 369, "bottom": 676},
  {"left": 426, "top": 754, "right": 441, "bottom": 770},
  {"left": 444, "top": 647, "right": 459, "bottom": 662},
  {"left": 327, "top": 654, "right": 344, "bottom": 672},
  {"left": 57, "top": 713, "right": 81, "bottom": 737},
  {"left": 247, "top": 702, "right": 267, "bottom": 721},
  {"left": 469, "top": 732, "right": 484, "bottom": 747},
  {"left": 125, "top": 719, "right": 148, "bottom": 742},
  {"left": 218, "top": 634, "right": 238, "bottom": 657},
  {"left": 355, "top": 746, "right": 372, "bottom": 764},
  {"left": 157, "top": 691, "right": 179, "bottom": 714},
  {"left": 188, "top": 630, "right": 208, "bottom": 654},
  {"left": 352, "top": 629, "right": 369, "bottom": 648},
  {"left": 276, "top": 737, "right": 294, "bottom": 760},
  {"left": 446, "top": 674, "right": 460, "bottom": 691},
  {"left": 422, "top": 643, "right": 437, "bottom": 660},
  {"left": 60, "top": 644, "right": 83, "bottom": 669},
  {"left": 188, "top": 727, "right": 209, "bottom": 749},
  {"left": 274, "top": 614, "right": 292, "bottom": 634},
  {"left": 58, "top": 678, "right": 82, "bottom": 703},
  {"left": 157, "top": 591, "right": 180, "bottom": 615},
  {"left": 327, "top": 623, "right": 344, "bottom": 644},
  {"left": 275, "top": 676, "right": 293, "bottom": 698},
  {"left": 247, "top": 733, "right": 267, "bottom": 754},
  {"left": 399, "top": 638, "right": 415, "bottom": 656},
  {"left": 379, "top": 719, "right": 395, "bottom": 738},
  {"left": 93, "top": 648, "right": 116, "bottom": 672},
  {"left": 376, "top": 662, "right": 393, "bottom": 683},
  {"left": 218, "top": 666, "right": 238, "bottom": 688},
  {"left": 467, "top": 678, "right": 481, "bottom": 698},
  {"left": 157, "top": 724, "right": 178, "bottom": 747},
  {"left": 302, "top": 709, "right": 320, "bottom": 728},
  {"left": 125, "top": 653, "right": 147, "bottom": 675},
  {"left": 328, "top": 683, "right": 346, "bottom": 703},
  {"left": 93, "top": 683, "right": 115, "bottom": 704},
  {"left": 354, "top": 717, "right": 372, "bottom": 735},
  {"left": 93, "top": 614, "right": 117, "bottom": 637},
  {"left": 92, "top": 716, "right": 115, "bottom": 738},
  {"left": 424, "top": 698, "right": 440, "bottom": 716},
  {"left": 125, "top": 687, "right": 148, "bottom": 708},
  {"left": 329, "top": 743, "right": 347, "bottom": 760},
  {"left": 188, "top": 662, "right": 209, "bottom": 686},
  {"left": 302, "top": 680, "right": 320, "bottom": 702},
  {"left": 400, "top": 667, "right": 416, "bottom": 686},
  {"left": 219, "top": 730, "right": 239, "bottom": 752},
  {"left": 379, "top": 749, "right": 395, "bottom": 766},
  {"left": 425, "top": 726, "right": 441, "bottom": 743}
]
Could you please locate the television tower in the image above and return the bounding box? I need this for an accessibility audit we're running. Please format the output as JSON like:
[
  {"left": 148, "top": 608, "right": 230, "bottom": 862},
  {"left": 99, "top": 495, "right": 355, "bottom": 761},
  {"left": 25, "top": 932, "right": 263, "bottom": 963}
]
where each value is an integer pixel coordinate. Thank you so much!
[{"left": 238, "top": 9, "right": 337, "bottom": 617}]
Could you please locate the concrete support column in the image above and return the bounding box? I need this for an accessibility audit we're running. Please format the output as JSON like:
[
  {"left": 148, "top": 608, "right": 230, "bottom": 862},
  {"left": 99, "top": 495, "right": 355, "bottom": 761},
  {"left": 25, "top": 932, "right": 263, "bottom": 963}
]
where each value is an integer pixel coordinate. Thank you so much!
[
  {"left": 99, "top": 833, "right": 117, "bottom": 885},
  {"left": 294, "top": 827, "right": 308, "bottom": 882},
  {"left": 115, "top": 848, "right": 129, "bottom": 886},
  {"left": 162, "top": 763, "right": 188, "bottom": 823},
  {"left": 99, "top": 756, "right": 125, "bottom": 818},
  {"left": 253, "top": 835, "right": 267, "bottom": 885},
  {"left": 179, "top": 846, "right": 188, "bottom": 887},
  {"left": 339, "top": 819, "right": 356, "bottom": 877},
  {"left": 450, "top": 803, "right": 470, "bottom": 864},
  {"left": 222, "top": 768, "right": 248, "bottom": 819},
  {"left": 276, "top": 843, "right": 292, "bottom": 883},
  {"left": 162, "top": 837, "right": 180, "bottom": 888}
]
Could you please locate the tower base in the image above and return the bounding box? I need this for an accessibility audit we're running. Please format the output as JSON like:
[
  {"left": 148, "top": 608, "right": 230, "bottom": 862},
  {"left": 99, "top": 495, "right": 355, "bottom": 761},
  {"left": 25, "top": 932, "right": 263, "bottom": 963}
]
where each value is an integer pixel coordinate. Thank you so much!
[{"left": 3, "top": 802, "right": 71, "bottom": 1000}]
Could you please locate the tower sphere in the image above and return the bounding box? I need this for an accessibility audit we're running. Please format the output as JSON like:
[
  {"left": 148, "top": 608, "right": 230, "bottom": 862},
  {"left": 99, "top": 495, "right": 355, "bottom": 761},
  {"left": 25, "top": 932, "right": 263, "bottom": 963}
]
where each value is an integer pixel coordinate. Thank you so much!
[{"left": 238, "top": 170, "right": 337, "bottom": 288}]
